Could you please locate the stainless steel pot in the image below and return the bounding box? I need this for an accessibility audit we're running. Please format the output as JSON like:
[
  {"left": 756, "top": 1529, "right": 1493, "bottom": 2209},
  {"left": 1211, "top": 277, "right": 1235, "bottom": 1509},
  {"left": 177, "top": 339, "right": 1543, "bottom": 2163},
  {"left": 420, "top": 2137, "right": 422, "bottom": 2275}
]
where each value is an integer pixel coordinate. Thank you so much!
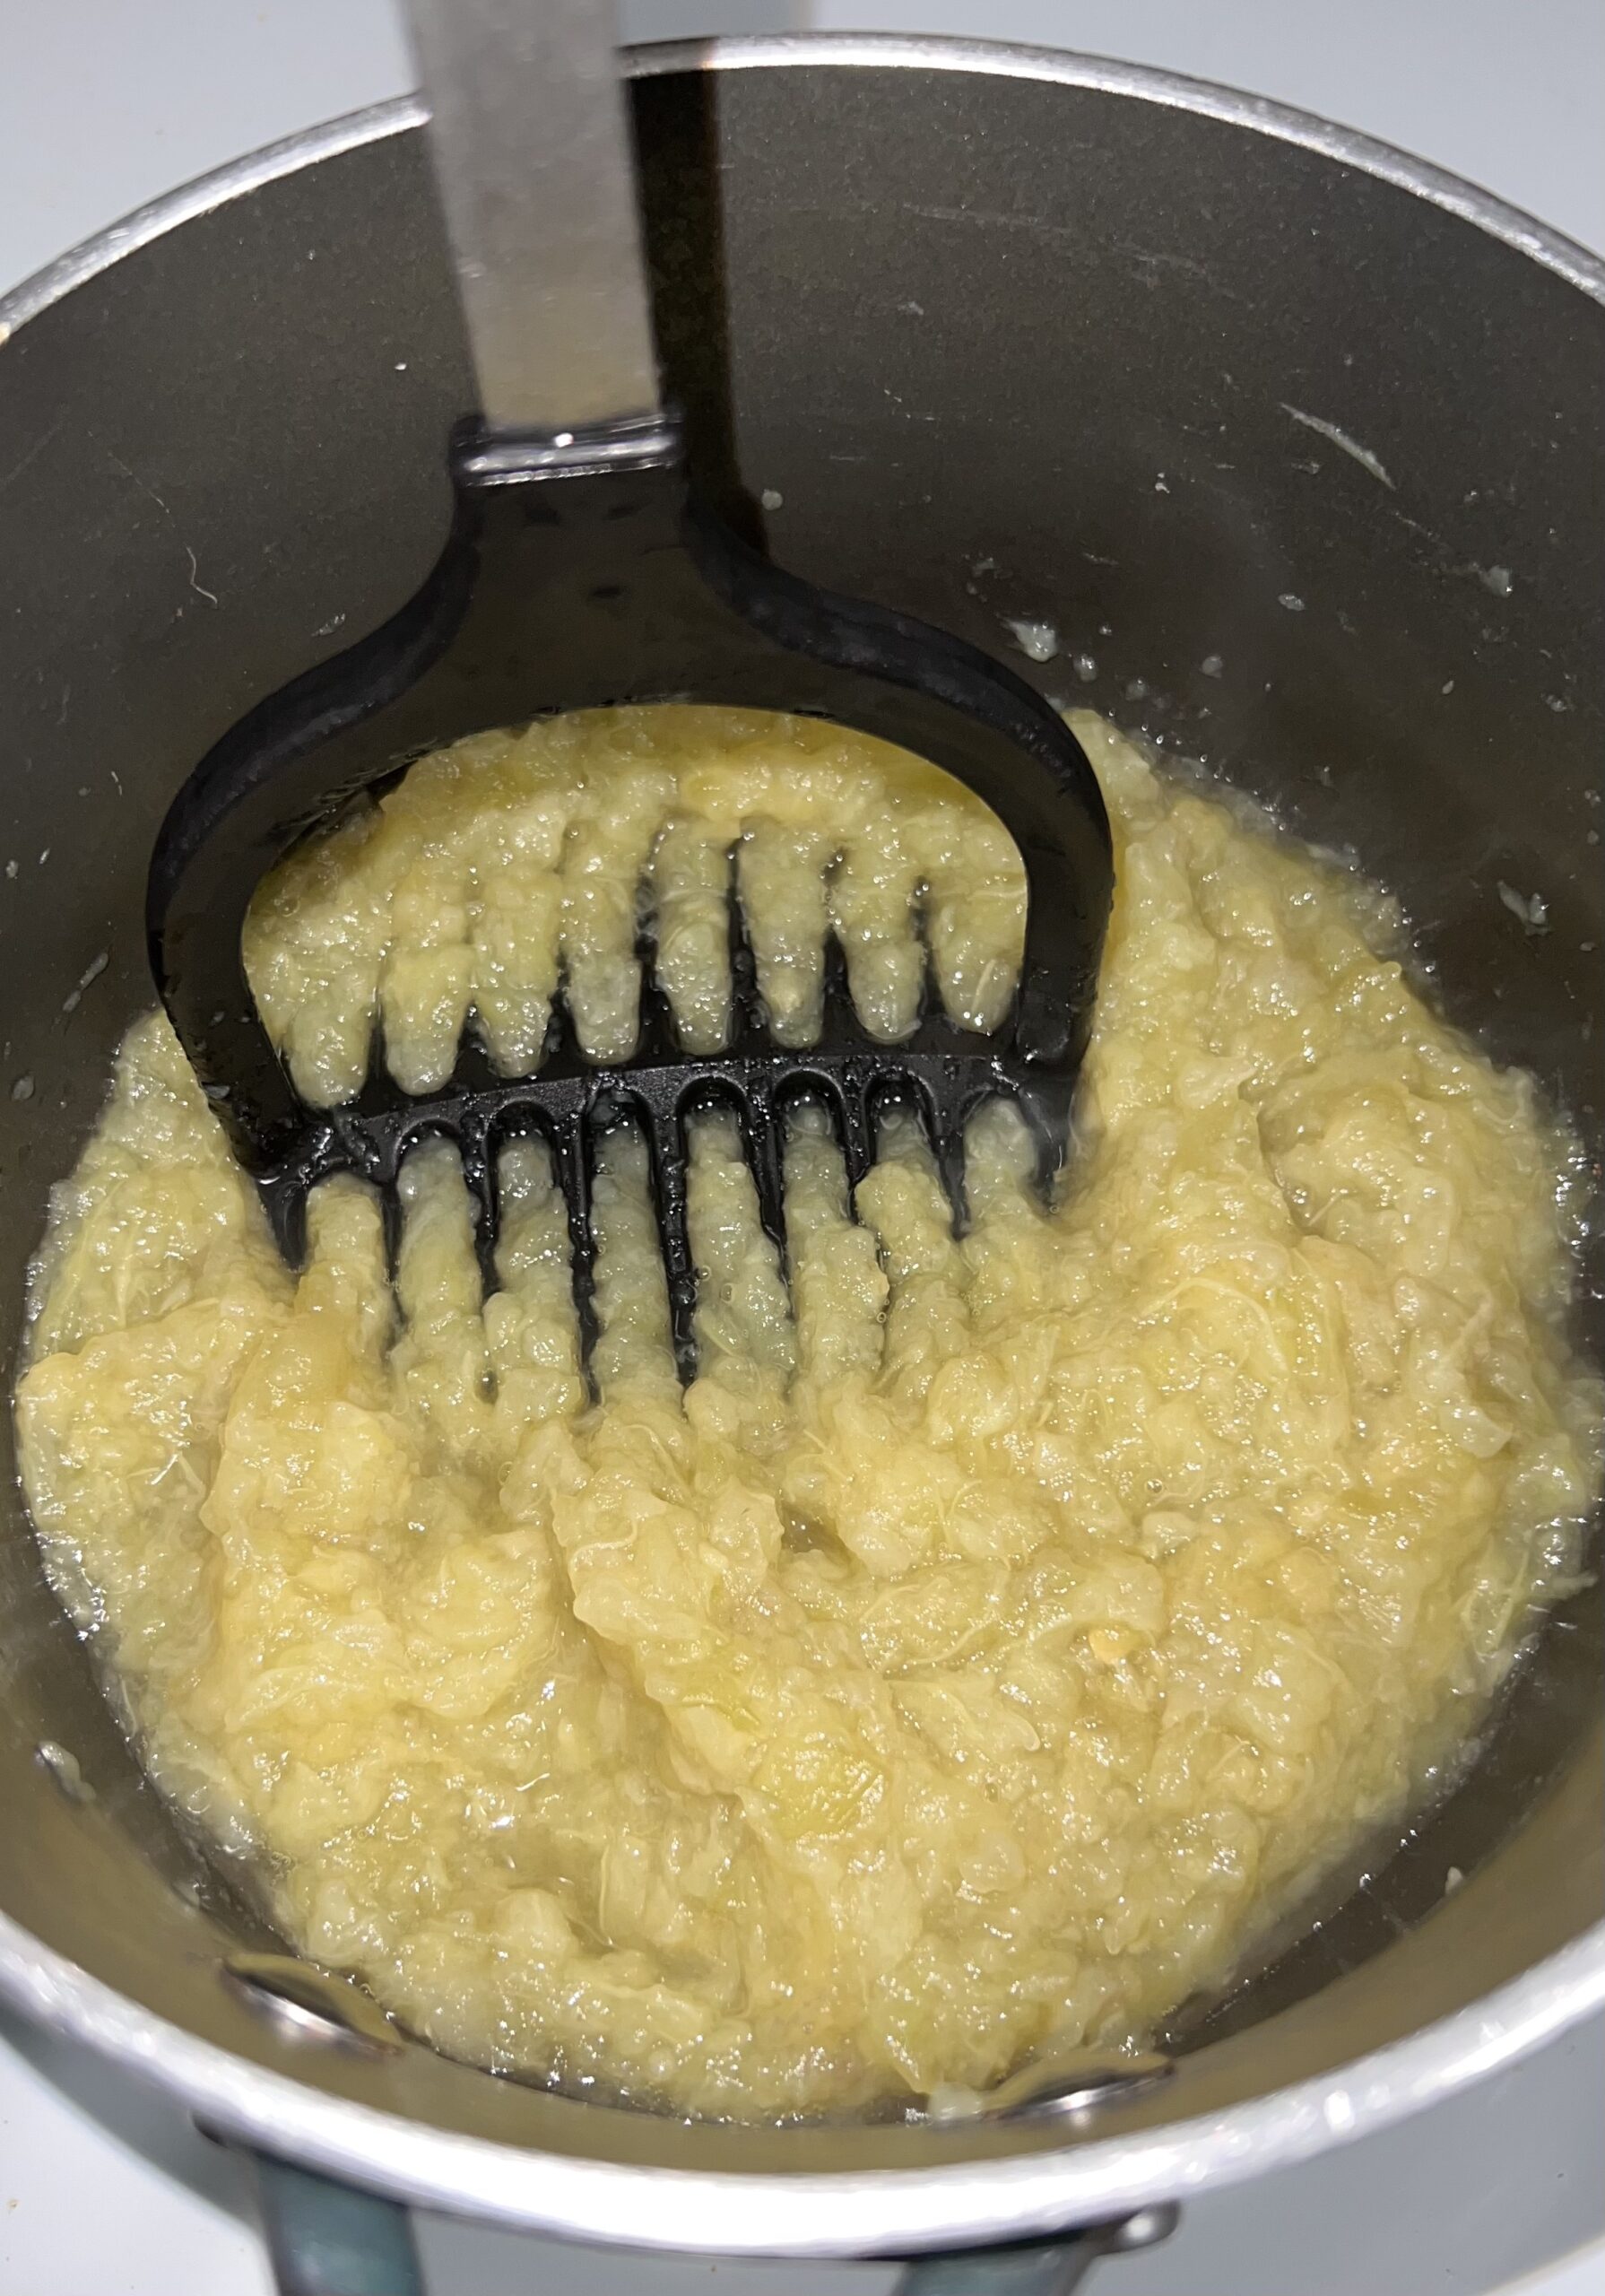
[{"left": 0, "top": 33, "right": 1601, "bottom": 2288}]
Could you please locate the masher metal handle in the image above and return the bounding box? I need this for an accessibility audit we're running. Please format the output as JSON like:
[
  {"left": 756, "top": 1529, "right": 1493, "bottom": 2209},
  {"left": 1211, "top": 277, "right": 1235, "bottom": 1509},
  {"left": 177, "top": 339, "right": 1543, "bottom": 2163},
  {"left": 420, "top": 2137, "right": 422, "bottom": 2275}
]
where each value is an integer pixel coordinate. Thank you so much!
[{"left": 400, "top": 0, "right": 663, "bottom": 436}]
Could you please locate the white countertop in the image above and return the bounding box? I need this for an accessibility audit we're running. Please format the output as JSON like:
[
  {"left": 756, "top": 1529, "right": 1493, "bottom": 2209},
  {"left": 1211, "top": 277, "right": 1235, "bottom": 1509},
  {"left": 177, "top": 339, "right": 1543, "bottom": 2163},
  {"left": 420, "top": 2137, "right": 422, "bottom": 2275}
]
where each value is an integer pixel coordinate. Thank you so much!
[{"left": 2, "top": 4, "right": 1601, "bottom": 2291}]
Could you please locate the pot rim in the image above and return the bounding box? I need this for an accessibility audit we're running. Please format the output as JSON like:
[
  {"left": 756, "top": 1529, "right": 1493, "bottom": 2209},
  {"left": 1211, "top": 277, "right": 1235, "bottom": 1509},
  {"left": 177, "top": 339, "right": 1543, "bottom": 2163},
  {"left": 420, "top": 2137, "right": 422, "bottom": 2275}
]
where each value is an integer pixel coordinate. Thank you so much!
[
  {"left": 3, "top": 1903, "right": 1601, "bottom": 2252},
  {"left": 1, "top": 30, "right": 1601, "bottom": 2255},
  {"left": 3, "top": 30, "right": 1601, "bottom": 341}
]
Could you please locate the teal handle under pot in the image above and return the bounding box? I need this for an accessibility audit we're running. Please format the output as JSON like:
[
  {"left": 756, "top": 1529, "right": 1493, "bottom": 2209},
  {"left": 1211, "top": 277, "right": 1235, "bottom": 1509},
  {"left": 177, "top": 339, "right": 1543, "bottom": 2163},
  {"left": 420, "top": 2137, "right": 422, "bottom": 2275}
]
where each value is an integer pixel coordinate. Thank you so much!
[{"left": 247, "top": 2153, "right": 1178, "bottom": 2295}]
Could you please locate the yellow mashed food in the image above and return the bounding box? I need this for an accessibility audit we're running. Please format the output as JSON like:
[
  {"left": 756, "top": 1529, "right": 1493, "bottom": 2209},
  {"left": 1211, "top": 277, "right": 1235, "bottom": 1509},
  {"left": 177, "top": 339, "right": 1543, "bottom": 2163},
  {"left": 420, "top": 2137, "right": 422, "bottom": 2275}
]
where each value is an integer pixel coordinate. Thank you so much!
[{"left": 15, "top": 708, "right": 1600, "bottom": 2120}]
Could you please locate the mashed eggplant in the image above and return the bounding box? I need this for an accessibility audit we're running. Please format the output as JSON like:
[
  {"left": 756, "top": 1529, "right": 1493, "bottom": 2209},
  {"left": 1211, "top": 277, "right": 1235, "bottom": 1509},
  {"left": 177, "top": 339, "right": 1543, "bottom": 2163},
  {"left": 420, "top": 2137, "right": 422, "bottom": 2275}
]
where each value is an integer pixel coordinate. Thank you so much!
[{"left": 15, "top": 708, "right": 1599, "bottom": 2118}]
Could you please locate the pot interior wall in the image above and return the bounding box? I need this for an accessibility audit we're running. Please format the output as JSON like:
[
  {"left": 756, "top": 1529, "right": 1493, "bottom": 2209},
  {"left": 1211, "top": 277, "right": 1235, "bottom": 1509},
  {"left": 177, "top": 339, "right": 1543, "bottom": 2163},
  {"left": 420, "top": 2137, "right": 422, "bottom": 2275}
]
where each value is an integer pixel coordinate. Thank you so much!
[{"left": 0, "top": 54, "right": 1600, "bottom": 2186}]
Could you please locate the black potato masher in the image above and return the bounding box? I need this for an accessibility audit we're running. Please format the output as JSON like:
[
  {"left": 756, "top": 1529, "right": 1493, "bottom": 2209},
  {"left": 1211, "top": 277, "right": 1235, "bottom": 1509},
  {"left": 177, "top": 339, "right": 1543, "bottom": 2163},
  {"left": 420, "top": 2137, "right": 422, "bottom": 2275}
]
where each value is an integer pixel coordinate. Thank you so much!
[{"left": 145, "top": 0, "right": 1113, "bottom": 1378}]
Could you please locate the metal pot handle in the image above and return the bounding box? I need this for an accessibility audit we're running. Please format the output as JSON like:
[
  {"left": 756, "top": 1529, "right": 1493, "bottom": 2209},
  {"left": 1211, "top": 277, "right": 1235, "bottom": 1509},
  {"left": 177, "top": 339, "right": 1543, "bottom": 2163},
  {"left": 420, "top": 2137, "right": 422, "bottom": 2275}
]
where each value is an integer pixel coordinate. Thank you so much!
[
  {"left": 247, "top": 2152, "right": 1177, "bottom": 2295},
  {"left": 893, "top": 2209, "right": 1181, "bottom": 2294},
  {"left": 247, "top": 2154, "right": 423, "bottom": 2296}
]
